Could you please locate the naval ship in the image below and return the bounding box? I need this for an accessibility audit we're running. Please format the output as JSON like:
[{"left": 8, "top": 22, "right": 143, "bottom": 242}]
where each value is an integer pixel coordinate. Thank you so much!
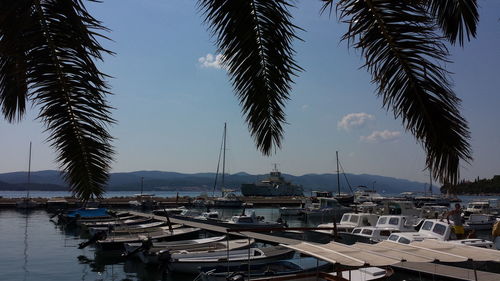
[{"left": 240, "top": 167, "right": 304, "bottom": 197}]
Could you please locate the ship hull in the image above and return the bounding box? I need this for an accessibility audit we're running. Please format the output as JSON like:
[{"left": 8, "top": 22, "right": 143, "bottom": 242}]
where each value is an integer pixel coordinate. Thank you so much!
[{"left": 241, "top": 183, "right": 303, "bottom": 197}]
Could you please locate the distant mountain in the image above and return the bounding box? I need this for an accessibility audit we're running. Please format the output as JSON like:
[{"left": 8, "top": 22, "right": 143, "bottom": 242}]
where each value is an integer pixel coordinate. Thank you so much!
[{"left": 0, "top": 170, "right": 428, "bottom": 194}]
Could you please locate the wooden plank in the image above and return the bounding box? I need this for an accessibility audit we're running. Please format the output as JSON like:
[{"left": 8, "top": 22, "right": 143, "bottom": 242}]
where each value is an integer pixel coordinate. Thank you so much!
[
  {"left": 393, "top": 262, "right": 500, "bottom": 281},
  {"left": 128, "top": 211, "right": 309, "bottom": 245}
]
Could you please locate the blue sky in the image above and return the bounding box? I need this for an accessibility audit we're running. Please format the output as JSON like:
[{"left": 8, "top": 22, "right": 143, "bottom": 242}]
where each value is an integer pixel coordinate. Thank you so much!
[{"left": 1, "top": 0, "right": 499, "bottom": 184}]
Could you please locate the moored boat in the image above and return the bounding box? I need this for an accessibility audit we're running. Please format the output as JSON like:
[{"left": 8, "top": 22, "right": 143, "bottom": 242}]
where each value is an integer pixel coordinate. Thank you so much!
[
  {"left": 133, "top": 237, "right": 254, "bottom": 265},
  {"left": 95, "top": 227, "right": 201, "bottom": 251},
  {"left": 166, "top": 246, "right": 295, "bottom": 274}
]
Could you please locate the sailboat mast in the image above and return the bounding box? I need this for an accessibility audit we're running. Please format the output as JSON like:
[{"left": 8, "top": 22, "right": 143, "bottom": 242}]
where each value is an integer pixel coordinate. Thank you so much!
[
  {"left": 429, "top": 167, "right": 433, "bottom": 195},
  {"left": 27, "top": 141, "right": 32, "bottom": 199},
  {"left": 221, "top": 122, "right": 226, "bottom": 191},
  {"left": 336, "top": 151, "right": 340, "bottom": 196}
]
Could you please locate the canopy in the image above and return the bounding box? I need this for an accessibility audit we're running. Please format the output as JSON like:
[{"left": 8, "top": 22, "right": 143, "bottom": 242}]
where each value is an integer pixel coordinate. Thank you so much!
[{"left": 282, "top": 240, "right": 500, "bottom": 267}]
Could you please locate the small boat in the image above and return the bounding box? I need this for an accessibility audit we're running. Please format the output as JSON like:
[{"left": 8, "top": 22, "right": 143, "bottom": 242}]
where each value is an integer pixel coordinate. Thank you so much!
[
  {"left": 81, "top": 217, "right": 153, "bottom": 229},
  {"left": 95, "top": 227, "right": 201, "bottom": 251},
  {"left": 15, "top": 142, "right": 41, "bottom": 210},
  {"left": 124, "top": 235, "right": 228, "bottom": 255},
  {"left": 464, "top": 213, "right": 496, "bottom": 230},
  {"left": 132, "top": 238, "right": 254, "bottom": 265},
  {"left": 316, "top": 212, "right": 379, "bottom": 234},
  {"left": 231, "top": 266, "right": 393, "bottom": 281},
  {"left": 166, "top": 246, "right": 295, "bottom": 274},
  {"left": 88, "top": 221, "right": 169, "bottom": 236},
  {"left": 57, "top": 208, "right": 112, "bottom": 225},
  {"left": 340, "top": 215, "right": 420, "bottom": 244},
  {"left": 199, "top": 257, "right": 331, "bottom": 281},
  {"left": 302, "top": 197, "right": 352, "bottom": 222},
  {"left": 387, "top": 219, "right": 494, "bottom": 248}
]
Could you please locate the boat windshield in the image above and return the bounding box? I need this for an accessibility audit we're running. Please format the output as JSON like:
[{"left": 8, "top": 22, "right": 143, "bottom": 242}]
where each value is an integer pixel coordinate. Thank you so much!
[
  {"left": 399, "top": 237, "right": 411, "bottom": 244},
  {"left": 349, "top": 215, "right": 359, "bottom": 223},
  {"left": 421, "top": 221, "right": 434, "bottom": 231},
  {"left": 361, "top": 229, "right": 373, "bottom": 235},
  {"left": 388, "top": 218, "right": 399, "bottom": 225},
  {"left": 377, "top": 217, "right": 387, "bottom": 225},
  {"left": 341, "top": 215, "right": 350, "bottom": 222},
  {"left": 432, "top": 224, "right": 446, "bottom": 235}
]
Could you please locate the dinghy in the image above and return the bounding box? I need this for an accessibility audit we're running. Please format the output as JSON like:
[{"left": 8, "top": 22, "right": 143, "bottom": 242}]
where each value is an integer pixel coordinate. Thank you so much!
[
  {"left": 133, "top": 237, "right": 254, "bottom": 265},
  {"left": 88, "top": 221, "right": 171, "bottom": 236},
  {"left": 95, "top": 227, "right": 201, "bottom": 251},
  {"left": 166, "top": 246, "right": 295, "bottom": 274}
]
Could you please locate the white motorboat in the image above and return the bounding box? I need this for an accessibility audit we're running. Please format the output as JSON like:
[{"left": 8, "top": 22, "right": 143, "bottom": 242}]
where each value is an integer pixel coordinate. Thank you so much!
[
  {"left": 302, "top": 197, "right": 352, "bottom": 222},
  {"left": 228, "top": 266, "right": 393, "bottom": 281},
  {"left": 166, "top": 246, "right": 295, "bottom": 274},
  {"left": 464, "top": 213, "right": 496, "bottom": 230},
  {"left": 88, "top": 221, "right": 171, "bottom": 236},
  {"left": 387, "top": 219, "right": 494, "bottom": 248},
  {"left": 132, "top": 238, "right": 254, "bottom": 265},
  {"left": 340, "top": 215, "right": 420, "bottom": 244},
  {"left": 94, "top": 227, "right": 201, "bottom": 251},
  {"left": 316, "top": 212, "right": 379, "bottom": 234}
]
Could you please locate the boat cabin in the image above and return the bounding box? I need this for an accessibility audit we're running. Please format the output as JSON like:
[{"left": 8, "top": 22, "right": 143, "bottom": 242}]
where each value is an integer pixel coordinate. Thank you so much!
[
  {"left": 380, "top": 201, "right": 420, "bottom": 217},
  {"left": 466, "top": 201, "right": 491, "bottom": 214},
  {"left": 346, "top": 215, "right": 419, "bottom": 243},
  {"left": 316, "top": 213, "right": 379, "bottom": 234}
]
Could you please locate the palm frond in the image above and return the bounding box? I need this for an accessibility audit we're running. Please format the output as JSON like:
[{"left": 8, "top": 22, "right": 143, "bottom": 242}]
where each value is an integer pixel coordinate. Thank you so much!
[
  {"left": 0, "top": 1, "right": 31, "bottom": 122},
  {"left": 336, "top": 0, "right": 471, "bottom": 184},
  {"left": 0, "top": 0, "right": 114, "bottom": 201},
  {"left": 198, "top": 0, "right": 301, "bottom": 155},
  {"left": 425, "top": 0, "right": 479, "bottom": 46}
]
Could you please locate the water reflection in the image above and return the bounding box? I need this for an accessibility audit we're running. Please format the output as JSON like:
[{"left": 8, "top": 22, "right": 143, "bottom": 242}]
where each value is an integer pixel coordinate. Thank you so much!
[{"left": 22, "top": 209, "right": 29, "bottom": 281}]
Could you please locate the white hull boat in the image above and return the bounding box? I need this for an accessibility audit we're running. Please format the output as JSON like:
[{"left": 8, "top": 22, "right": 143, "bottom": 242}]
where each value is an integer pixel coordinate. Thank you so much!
[
  {"left": 167, "top": 246, "right": 295, "bottom": 274},
  {"left": 134, "top": 238, "right": 254, "bottom": 265}
]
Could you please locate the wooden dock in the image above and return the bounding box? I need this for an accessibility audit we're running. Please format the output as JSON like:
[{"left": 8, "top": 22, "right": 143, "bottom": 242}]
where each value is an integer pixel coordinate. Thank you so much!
[
  {"left": 393, "top": 262, "right": 500, "bottom": 281},
  {"left": 128, "top": 211, "right": 307, "bottom": 245}
]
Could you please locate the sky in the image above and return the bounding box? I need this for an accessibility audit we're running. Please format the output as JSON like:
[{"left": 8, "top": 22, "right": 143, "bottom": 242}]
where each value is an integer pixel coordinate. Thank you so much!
[{"left": 1, "top": 0, "right": 499, "bottom": 184}]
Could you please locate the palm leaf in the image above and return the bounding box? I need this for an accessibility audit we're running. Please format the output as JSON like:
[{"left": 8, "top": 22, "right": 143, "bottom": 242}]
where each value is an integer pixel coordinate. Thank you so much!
[
  {"left": 0, "top": 0, "right": 114, "bottom": 201},
  {"left": 198, "top": 0, "right": 301, "bottom": 155},
  {"left": 331, "top": 0, "right": 471, "bottom": 184},
  {"left": 425, "top": 0, "right": 479, "bottom": 46},
  {"left": 0, "top": 1, "right": 31, "bottom": 122}
]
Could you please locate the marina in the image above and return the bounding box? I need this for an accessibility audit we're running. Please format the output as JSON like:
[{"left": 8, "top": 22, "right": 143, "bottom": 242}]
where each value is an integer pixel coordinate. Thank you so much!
[{"left": 2, "top": 191, "right": 500, "bottom": 281}]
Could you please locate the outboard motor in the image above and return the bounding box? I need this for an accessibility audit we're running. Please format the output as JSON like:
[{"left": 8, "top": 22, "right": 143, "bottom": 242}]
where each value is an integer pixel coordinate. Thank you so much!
[
  {"left": 226, "top": 272, "right": 245, "bottom": 281},
  {"left": 78, "top": 230, "right": 107, "bottom": 249}
]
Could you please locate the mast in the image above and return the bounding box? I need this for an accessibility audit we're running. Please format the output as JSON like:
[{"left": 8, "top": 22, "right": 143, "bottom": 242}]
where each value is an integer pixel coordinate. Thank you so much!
[
  {"left": 221, "top": 122, "right": 226, "bottom": 191},
  {"left": 140, "top": 177, "right": 144, "bottom": 196},
  {"left": 429, "top": 167, "right": 433, "bottom": 195},
  {"left": 336, "top": 151, "right": 340, "bottom": 196},
  {"left": 27, "top": 141, "right": 32, "bottom": 199}
]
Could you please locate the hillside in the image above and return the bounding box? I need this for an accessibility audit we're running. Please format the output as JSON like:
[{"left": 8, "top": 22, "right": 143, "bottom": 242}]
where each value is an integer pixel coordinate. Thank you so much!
[
  {"left": 0, "top": 170, "right": 427, "bottom": 194},
  {"left": 441, "top": 175, "right": 500, "bottom": 195}
]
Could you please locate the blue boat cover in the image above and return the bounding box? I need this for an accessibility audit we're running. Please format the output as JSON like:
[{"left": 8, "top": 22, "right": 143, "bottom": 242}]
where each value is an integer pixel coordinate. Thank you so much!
[{"left": 66, "top": 208, "right": 108, "bottom": 218}]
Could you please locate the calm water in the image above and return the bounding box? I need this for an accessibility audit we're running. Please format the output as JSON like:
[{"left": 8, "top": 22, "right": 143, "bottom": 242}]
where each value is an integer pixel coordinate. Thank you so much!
[{"left": 1, "top": 193, "right": 498, "bottom": 280}]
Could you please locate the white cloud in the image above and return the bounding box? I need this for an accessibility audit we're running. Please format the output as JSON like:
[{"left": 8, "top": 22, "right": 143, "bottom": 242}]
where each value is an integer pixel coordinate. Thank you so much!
[
  {"left": 338, "top": 112, "right": 375, "bottom": 130},
  {"left": 198, "top": 53, "right": 225, "bottom": 69},
  {"left": 360, "top": 130, "right": 401, "bottom": 143}
]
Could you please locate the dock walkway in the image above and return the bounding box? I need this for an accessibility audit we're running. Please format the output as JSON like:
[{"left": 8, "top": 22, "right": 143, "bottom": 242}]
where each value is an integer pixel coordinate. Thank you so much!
[
  {"left": 128, "top": 211, "right": 305, "bottom": 245},
  {"left": 393, "top": 262, "right": 500, "bottom": 281}
]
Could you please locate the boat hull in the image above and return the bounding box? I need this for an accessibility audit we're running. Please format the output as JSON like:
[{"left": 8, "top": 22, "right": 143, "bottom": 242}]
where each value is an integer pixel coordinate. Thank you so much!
[{"left": 241, "top": 183, "right": 303, "bottom": 197}]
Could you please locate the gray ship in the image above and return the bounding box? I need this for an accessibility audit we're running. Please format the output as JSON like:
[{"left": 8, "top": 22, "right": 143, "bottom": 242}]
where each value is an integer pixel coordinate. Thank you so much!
[{"left": 241, "top": 167, "right": 304, "bottom": 197}]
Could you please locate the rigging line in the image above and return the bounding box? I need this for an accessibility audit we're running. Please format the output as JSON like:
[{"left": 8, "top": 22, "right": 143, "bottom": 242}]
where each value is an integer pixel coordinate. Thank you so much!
[{"left": 338, "top": 161, "right": 354, "bottom": 193}]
